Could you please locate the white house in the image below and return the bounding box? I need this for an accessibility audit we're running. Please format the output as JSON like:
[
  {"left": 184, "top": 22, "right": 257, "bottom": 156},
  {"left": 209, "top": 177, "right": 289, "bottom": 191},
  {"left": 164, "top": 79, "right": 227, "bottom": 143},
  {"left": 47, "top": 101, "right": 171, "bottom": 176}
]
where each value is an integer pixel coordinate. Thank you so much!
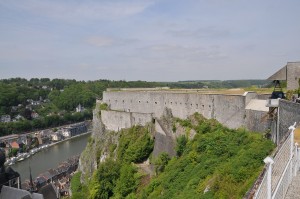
[
  {"left": 76, "top": 104, "right": 84, "bottom": 113},
  {"left": 51, "top": 132, "right": 62, "bottom": 142},
  {"left": 62, "top": 128, "right": 71, "bottom": 138}
]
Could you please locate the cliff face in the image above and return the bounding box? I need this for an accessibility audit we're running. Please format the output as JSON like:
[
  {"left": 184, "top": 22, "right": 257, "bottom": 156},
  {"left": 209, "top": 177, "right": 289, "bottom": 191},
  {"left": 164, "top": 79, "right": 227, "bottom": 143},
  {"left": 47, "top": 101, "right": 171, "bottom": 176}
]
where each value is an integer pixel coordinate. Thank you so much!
[
  {"left": 78, "top": 104, "right": 188, "bottom": 182},
  {"left": 78, "top": 103, "right": 119, "bottom": 182},
  {"left": 75, "top": 104, "right": 275, "bottom": 199}
]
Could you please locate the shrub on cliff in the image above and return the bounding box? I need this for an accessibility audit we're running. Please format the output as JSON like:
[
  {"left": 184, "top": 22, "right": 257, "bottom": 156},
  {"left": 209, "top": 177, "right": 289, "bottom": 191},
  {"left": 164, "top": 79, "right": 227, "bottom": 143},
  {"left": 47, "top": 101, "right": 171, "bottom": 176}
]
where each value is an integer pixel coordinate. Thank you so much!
[
  {"left": 81, "top": 125, "right": 154, "bottom": 199},
  {"left": 114, "top": 163, "right": 139, "bottom": 198},
  {"left": 117, "top": 125, "right": 154, "bottom": 163},
  {"left": 140, "top": 114, "right": 274, "bottom": 199},
  {"left": 175, "top": 135, "right": 188, "bottom": 157},
  {"left": 99, "top": 103, "right": 108, "bottom": 111},
  {"left": 79, "top": 114, "right": 274, "bottom": 199},
  {"left": 89, "top": 159, "right": 121, "bottom": 199}
]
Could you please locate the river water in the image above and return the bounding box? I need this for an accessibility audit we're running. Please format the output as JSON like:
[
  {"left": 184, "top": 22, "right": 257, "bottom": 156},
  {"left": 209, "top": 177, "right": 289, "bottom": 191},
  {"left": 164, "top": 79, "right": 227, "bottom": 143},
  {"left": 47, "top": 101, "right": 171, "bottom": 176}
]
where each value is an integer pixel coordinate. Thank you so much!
[{"left": 11, "top": 133, "right": 90, "bottom": 181}]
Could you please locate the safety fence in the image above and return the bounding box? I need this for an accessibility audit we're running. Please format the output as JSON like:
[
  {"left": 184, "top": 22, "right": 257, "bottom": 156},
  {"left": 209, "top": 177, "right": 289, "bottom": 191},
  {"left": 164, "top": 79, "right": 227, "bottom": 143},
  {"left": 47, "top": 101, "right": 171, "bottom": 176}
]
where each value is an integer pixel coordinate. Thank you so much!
[{"left": 251, "top": 123, "right": 299, "bottom": 199}]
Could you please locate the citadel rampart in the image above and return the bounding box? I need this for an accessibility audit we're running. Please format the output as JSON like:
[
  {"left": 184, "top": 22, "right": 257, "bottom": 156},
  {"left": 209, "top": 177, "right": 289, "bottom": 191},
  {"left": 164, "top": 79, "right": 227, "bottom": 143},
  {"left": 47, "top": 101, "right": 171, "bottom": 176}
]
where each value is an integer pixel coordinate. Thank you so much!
[
  {"left": 97, "top": 89, "right": 300, "bottom": 146},
  {"left": 81, "top": 88, "right": 300, "bottom": 181},
  {"left": 101, "top": 110, "right": 153, "bottom": 132},
  {"left": 101, "top": 90, "right": 268, "bottom": 131}
]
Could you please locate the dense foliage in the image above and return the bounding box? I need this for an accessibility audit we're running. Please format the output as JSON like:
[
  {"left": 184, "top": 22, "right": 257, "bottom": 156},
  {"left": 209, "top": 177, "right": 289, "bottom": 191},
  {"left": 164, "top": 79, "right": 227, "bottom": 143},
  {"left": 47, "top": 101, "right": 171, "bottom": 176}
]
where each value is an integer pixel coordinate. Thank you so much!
[
  {"left": 0, "top": 78, "right": 272, "bottom": 115},
  {"left": 117, "top": 126, "right": 154, "bottom": 164},
  {"left": 0, "top": 111, "right": 92, "bottom": 135},
  {"left": 71, "top": 125, "right": 154, "bottom": 199},
  {"left": 71, "top": 114, "right": 274, "bottom": 199},
  {"left": 71, "top": 172, "right": 82, "bottom": 194},
  {"left": 141, "top": 114, "right": 274, "bottom": 198},
  {"left": 0, "top": 78, "right": 163, "bottom": 135}
]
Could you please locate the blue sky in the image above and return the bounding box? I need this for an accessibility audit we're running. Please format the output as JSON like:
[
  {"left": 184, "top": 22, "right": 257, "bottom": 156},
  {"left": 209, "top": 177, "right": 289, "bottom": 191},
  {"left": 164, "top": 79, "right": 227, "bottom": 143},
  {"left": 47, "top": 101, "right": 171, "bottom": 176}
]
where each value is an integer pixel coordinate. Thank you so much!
[{"left": 0, "top": 0, "right": 299, "bottom": 81}]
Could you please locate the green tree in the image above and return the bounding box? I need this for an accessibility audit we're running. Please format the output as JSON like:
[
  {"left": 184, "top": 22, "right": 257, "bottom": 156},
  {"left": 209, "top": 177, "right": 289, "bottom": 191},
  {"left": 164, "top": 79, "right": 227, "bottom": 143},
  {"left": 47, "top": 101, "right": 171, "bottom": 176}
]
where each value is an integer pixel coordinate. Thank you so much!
[
  {"left": 114, "top": 164, "right": 138, "bottom": 198},
  {"left": 154, "top": 152, "right": 170, "bottom": 174},
  {"left": 89, "top": 159, "right": 121, "bottom": 199},
  {"left": 175, "top": 135, "right": 188, "bottom": 157}
]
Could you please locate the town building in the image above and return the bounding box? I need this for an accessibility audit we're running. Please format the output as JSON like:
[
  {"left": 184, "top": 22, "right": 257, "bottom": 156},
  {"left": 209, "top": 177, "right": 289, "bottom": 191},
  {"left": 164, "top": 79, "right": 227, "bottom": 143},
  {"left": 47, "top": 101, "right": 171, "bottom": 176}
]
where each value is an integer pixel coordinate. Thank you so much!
[
  {"left": 62, "top": 122, "right": 88, "bottom": 137},
  {"left": 50, "top": 132, "right": 62, "bottom": 142}
]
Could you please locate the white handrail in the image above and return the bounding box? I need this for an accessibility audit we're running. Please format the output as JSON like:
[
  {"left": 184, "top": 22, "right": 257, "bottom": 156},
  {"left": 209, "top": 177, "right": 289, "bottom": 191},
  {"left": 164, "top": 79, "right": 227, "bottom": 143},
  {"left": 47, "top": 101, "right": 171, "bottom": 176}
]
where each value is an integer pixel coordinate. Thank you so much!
[{"left": 253, "top": 123, "right": 299, "bottom": 199}]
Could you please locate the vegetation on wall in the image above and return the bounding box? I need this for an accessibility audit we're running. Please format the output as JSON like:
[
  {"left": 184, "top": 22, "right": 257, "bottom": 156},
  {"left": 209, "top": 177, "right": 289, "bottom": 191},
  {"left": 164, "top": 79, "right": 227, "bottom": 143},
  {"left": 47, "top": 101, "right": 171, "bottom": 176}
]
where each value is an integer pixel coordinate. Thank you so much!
[
  {"left": 71, "top": 113, "right": 274, "bottom": 199},
  {"left": 72, "top": 125, "right": 154, "bottom": 199},
  {"left": 140, "top": 113, "right": 274, "bottom": 199},
  {"left": 117, "top": 126, "right": 154, "bottom": 164}
]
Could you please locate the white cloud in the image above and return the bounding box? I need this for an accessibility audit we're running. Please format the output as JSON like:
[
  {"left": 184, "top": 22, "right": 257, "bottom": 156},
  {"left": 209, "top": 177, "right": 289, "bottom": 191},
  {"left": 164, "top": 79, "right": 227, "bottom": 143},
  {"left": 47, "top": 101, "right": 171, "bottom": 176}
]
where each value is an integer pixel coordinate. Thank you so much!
[
  {"left": 86, "top": 36, "right": 137, "bottom": 47},
  {"left": 139, "top": 44, "right": 227, "bottom": 60},
  {"left": 86, "top": 36, "right": 114, "bottom": 47},
  {"left": 167, "top": 27, "right": 231, "bottom": 39}
]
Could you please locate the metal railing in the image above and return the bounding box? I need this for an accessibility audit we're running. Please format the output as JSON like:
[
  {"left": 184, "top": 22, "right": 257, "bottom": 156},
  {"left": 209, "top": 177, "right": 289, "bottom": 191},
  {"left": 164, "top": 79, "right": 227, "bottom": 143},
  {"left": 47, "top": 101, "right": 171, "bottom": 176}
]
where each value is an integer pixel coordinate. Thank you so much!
[
  {"left": 0, "top": 176, "right": 21, "bottom": 190},
  {"left": 253, "top": 123, "right": 300, "bottom": 199}
]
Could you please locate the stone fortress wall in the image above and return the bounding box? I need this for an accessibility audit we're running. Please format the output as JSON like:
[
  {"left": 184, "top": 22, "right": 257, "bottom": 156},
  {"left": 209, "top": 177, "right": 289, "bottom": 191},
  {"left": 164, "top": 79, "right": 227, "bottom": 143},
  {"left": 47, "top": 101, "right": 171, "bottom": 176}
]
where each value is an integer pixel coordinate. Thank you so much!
[
  {"left": 94, "top": 89, "right": 300, "bottom": 158},
  {"left": 101, "top": 110, "right": 153, "bottom": 132},
  {"left": 286, "top": 62, "right": 300, "bottom": 90},
  {"left": 100, "top": 90, "right": 270, "bottom": 132},
  {"left": 278, "top": 100, "right": 300, "bottom": 141}
]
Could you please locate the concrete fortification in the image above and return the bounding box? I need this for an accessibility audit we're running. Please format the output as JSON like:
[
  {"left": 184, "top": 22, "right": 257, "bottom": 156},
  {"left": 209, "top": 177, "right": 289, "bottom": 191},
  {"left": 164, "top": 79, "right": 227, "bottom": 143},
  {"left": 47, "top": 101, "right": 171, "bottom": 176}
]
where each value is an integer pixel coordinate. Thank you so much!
[
  {"left": 101, "top": 89, "right": 269, "bottom": 132},
  {"left": 78, "top": 88, "right": 300, "bottom": 181}
]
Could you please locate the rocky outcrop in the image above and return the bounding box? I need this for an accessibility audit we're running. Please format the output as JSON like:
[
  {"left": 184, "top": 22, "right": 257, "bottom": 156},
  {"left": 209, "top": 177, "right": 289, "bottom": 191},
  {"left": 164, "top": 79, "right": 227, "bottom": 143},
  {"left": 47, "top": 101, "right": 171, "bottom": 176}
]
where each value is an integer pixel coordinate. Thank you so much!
[
  {"left": 78, "top": 104, "right": 119, "bottom": 182},
  {"left": 152, "top": 108, "right": 196, "bottom": 158},
  {"left": 78, "top": 105, "right": 198, "bottom": 182}
]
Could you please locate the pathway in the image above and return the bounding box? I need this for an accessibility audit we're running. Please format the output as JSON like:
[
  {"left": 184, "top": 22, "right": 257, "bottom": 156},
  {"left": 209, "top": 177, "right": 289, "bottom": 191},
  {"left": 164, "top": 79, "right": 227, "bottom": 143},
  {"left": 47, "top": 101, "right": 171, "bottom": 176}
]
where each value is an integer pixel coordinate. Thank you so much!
[{"left": 285, "top": 171, "right": 300, "bottom": 199}]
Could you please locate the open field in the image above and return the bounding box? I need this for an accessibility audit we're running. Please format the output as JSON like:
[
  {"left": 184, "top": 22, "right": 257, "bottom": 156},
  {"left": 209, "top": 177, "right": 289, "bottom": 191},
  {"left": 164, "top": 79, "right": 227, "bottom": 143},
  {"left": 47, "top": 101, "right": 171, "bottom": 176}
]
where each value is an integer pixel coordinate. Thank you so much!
[{"left": 110, "top": 87, "right": 273, "bottom": 95}]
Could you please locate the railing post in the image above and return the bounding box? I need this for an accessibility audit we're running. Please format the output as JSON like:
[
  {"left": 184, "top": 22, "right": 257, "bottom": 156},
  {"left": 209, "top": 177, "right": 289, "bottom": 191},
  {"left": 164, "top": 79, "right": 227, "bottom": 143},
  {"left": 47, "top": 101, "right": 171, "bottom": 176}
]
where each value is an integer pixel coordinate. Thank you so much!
[
  {"left": 289, "top": 123, "right": 296, "bottom": 157},
  {"left": 298, "top": 147, "right": 300, "bottom": 171},
  {"left": 295, "top": 143, "right": 299, "bottom": 177},
  {"left": 17, "top": 177, "right": 20, "bottom": 189},
  {"left": 264, "top": 156, "right": 274, "bottom": 199}
]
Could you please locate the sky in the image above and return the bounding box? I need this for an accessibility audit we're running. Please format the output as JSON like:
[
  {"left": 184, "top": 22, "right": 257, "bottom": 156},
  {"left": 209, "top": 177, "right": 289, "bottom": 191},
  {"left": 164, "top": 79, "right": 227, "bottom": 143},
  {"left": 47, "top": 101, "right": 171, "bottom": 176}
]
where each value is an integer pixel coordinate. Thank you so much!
[{"left": 0, "top": 0, "right": 300, "bottom": 82}]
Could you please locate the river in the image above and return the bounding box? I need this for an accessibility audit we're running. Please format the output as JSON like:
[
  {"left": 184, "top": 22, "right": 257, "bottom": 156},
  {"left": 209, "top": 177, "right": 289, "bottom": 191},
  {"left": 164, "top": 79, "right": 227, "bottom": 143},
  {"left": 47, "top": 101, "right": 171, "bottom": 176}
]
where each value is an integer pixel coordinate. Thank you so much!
[{"left": 11, "top": 132, "right": 90, "bottom": 181}]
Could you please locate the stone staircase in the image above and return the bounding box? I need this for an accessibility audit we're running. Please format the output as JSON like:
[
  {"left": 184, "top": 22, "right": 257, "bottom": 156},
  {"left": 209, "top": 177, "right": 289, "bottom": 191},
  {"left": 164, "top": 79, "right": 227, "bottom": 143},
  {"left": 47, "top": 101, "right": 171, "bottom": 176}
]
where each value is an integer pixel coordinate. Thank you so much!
[{"left": 285, "top": 171, "right": 300, "bottom": 199}]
